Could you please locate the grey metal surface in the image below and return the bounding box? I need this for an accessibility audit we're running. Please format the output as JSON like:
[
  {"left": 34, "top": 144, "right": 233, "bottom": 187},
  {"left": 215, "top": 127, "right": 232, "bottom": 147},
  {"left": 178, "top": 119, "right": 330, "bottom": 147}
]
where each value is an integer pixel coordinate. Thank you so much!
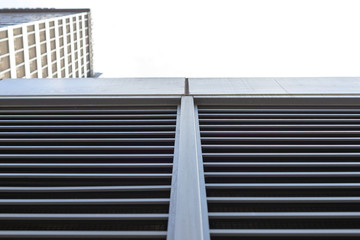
[
  {"left": 0, "top": 103, "right": 177, "bottom": 238},
  {"left": 2, "top": 77, "right": 360, "bottom": 97},
  {"left": 0, "top": 78, "right": 185, "bottom": 96},
  {"left": 0, "top": 230, "right": 167, "bottom": 238},
  {"left": 210, "top": 229, "right": 360, "bottom": 237},
  {"left": 199, "top": 103, "right": 360, "bottom": 238},
  {"left": 189, "top": 77, "right": 360, "bottom": 95}
]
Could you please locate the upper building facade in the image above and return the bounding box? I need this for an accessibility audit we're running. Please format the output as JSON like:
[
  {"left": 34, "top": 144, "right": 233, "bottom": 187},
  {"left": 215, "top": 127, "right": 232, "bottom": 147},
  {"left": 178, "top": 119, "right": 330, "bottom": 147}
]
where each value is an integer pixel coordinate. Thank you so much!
[{"left": 0, "top": 8, "right": 93, "bottom": 80}]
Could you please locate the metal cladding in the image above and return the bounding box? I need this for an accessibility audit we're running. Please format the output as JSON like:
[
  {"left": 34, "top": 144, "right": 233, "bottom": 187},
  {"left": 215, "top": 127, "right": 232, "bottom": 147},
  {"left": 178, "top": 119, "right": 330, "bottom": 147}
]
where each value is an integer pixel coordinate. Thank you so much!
[{"left": 0, "top": 77, "right": 360, "bottom": 239}]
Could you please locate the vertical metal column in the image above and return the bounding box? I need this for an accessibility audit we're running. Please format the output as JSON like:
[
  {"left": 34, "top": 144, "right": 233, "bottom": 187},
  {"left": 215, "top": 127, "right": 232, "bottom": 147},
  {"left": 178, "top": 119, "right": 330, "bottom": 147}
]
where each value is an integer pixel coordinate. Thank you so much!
[{"left": 167, "top": 96, "right": 210, "bottom": 240}]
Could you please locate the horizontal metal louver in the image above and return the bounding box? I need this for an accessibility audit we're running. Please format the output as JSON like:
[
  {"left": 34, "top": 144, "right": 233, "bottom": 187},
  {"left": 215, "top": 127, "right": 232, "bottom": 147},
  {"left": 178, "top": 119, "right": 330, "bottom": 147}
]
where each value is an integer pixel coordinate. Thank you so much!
[
  {"left": 198, "top": 105, "right": 360, "bottom": 240},
  {"left": 0, "top": 105, "right": 178, "bottom": 239}
]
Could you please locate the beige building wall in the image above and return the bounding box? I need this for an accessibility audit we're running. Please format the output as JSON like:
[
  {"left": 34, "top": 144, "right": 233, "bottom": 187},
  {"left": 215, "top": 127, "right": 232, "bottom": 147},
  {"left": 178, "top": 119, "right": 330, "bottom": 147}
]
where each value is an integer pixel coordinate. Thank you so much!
[{"left": 0, "top": 10, "right": 92, "bottom": 79}]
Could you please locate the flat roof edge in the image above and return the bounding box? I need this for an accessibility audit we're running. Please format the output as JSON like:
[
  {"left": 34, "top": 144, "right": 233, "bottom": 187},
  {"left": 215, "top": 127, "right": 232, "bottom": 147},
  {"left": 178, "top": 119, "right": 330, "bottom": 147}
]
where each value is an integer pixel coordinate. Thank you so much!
[{"left": 0, "top": 8, "right": 90, "bottom": 13}]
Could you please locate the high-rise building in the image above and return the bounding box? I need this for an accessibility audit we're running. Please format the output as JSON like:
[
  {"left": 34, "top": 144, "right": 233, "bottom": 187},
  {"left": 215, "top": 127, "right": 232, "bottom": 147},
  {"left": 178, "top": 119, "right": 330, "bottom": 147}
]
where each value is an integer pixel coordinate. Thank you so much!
[
  {"left": 0, "top": 8, "right": 93, "bottom": 80},
  {"left": 0, "top": 77, "right": 359, "bottom": 239}
]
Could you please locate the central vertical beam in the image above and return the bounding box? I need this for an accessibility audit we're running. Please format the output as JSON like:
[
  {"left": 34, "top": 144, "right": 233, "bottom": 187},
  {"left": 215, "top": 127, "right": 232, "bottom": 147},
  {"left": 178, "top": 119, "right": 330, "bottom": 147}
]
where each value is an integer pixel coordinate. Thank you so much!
[{"left": 167, "top": 96, "right": 210, "bottom": 240}]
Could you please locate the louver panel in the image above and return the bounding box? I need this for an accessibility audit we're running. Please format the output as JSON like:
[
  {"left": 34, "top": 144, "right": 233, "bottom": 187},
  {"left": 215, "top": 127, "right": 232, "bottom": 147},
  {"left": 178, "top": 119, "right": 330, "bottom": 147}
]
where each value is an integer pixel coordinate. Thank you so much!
[
  {"left": 198, "top": 105, "right": 360, "bottom": 240},
  {"left": 0, "top": 105, "right": 178, "bottom": 239}
]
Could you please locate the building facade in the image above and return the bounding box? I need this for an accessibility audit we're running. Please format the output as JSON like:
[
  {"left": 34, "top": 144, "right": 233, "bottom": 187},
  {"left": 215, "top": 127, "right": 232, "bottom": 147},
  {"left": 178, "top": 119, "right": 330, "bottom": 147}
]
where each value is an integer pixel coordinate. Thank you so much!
[
  {"left": 0, "top": 9, "right": 93, "bottom": 80},
  {"left": 0, "top": 77, "right": 359, "bottom": 239}
]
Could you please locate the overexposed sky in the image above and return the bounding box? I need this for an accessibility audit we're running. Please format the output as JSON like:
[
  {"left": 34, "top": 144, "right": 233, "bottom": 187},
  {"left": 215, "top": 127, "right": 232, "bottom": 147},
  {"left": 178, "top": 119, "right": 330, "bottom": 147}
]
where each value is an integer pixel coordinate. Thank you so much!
[{"left": 1, "top": 0, "right": 360, "bottom": 77}]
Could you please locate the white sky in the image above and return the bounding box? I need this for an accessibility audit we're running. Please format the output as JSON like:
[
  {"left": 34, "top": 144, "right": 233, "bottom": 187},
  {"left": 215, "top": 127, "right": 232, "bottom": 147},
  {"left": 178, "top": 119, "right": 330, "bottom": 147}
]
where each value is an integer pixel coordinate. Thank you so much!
[{"left": 1, "top": 0, "right": 360, "bottom": 77}]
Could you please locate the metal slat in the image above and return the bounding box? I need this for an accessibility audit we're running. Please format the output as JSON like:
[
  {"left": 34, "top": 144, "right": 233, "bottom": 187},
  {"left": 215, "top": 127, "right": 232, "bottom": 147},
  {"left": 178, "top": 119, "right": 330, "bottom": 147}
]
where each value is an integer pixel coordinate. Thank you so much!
[
  {"left": 201, "top": 137, "right": 360, "bottom": 142},
  {"left": 0, "top": 185, "right": 171, "bottom": 192},
  {"left": 203, "top": 162, "right": 360, "bottom": 167},
  {"left": 0, "top": 138, "right": 175, "bottom": 143},
  {"left": 206, "top": 183, "right": 360, "bottom": 189},
  {"left": 200, "top": 119, "right": 360, "bottom": 123},
  {"left": 0, "top": 114, "right": 177, "bottom": 119},
  {"left": 203, "top": 153, "right": 360, "bottom": 157},
  {"left": 0, "top": 131, "right": 175, "bottom": 136},
  {"left": 198, "top": 108, "right": 360, "bottom": 113},
  {"left": 0, "top": 198, "right": 170, "bottom": 205},
  {"left": 0, "top": 109, "right": 176, "bottom": 114},
  {"left": 0, "top": 173, "right": 172, "bottom": 178},
  {"left": 0, "top": 154, "right": 173, "bottom": 158},
  {"left": 0, "top": 213, "right": 169, "bottom": 220},
  {"left": 199, "top": 113, "right": 360, "bottom": 118},
  {"left": 0, "top": 146, "right": 174, "bottom": 150},
  {"left": 0, "top": 230, "right": 167, "bottom": 238},
  {"left": 202, "top": 144, "right": 360, "bottom": 149},
  {"left": 205, "top": 172, "right": 360, "bottom": 177},
  {"left": 0, "top": 119, "right": 176, "bottom": 124},
  {"left": 207, "top": 197, "right": 360, "bottom": 203},
  {"left": 208, "top": 212, "right": 360, "bottom": 219},
  {"left": 0, "top": 163, "right": 173, "bottom": 168},
  {"left": 0, "top": 125, "right": 176, "bottom": 130},
  {"left": 201, "top": 130, "right": 360, "bottom": 136},
  {"left": 209, "top": 229, "right": 360, "bottom": 237},
  {"left": 201, "top": 124, "right": 360, "bottom": 129}
]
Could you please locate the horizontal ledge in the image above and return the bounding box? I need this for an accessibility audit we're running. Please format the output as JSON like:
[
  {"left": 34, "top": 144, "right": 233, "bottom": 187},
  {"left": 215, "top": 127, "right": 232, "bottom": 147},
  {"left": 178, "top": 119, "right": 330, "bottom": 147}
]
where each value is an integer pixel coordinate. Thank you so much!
[
  {"left": 0, "top": 230, "right": 167, "bottom": 238},
  {"left": 210, "top": 229, "right": 360, "bottom": 237},
  {"left": 198, "top": 108, "right": 360, "bottom": 113},
  {"left": 0, "top": 109, "right": 176, "bottom": 114},
  {"left": 0, "top": 97, "right": 181, "bottom": 108},
  {"left": 202, "top": 144, "right": 360, "bottom": 149},
  {"left": 203, "top": 153, "right": 360, "bottom": 157},
  {"left": 0, "top": 146, "right": 174, "bottom": 150},
  {"left": 0, "top": 213, "right": 169, "bottom": 220},
  {"left": 0, "top": 125, "right": 176, "bottom": 130},
  {"left": 206, "top": 183, "right": 360, "bottom": 189},
  {"left": 0, "top": 185, "right": 171, "bottom": 192},
  {"left": 201, "top": 125, "right": 360, "bottom": 129},
  {"left": 0, "top": 138, "right": 175, "bottom": 142},
  {"left": 0, "top": 114, "right": 177, "bottom": 119},
  {"left": 199, "top": 113, "right": 360, "bottom": 117},
  {"left": 0, "top": 132, "right": 175, "bottom": 136},
  {"left": 205, "top": 172, "right": 360, "bottom": 177},
  {"left": 201, "top": 130, "right": 360, "bottom": 135},
  {"left": 200, "top": 119, "right": 360, "bottom": 122},
  {"left": 209, "top": 212, "right": 360, "bottom": 219},
  {"left": 0, "top": 154, "right": 173, "bottom": 158},
  {"left": 207, "top": 197, "right": 360, "bottom": 203},
  {"left": 204, "top": 162, "right": 360, "bottom": 167},
  {"left": 0, "top": 173, "right": 173, "bottom": 178},
  {"left": 0, "top": 120, "right": 176, "bottom": 123},
  {"left": 201, "top": 137, "right": 360, "bottom": 141},
  {"left": 0, "top": 198, "right": 170, "bottom": 205},
  {"left": 0, "top": 163, "right": 173, "bottom": 168}
]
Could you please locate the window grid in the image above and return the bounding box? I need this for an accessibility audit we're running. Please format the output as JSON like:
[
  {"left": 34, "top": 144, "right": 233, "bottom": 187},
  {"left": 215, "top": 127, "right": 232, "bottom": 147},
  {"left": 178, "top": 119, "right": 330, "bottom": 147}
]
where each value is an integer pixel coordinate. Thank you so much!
[{"left": 0, "top": 12, "right": 91, "bottom": 79}]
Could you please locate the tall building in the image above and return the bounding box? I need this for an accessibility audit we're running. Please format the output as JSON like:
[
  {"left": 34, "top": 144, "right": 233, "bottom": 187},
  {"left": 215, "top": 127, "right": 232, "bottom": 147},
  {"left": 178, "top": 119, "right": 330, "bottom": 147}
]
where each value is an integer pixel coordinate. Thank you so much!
[
  {"left": 0, "top": 77, "right": 359, "bottom": 239},
  {"left": 0, "top": 8, "right": 93, "bottom": 80}
]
